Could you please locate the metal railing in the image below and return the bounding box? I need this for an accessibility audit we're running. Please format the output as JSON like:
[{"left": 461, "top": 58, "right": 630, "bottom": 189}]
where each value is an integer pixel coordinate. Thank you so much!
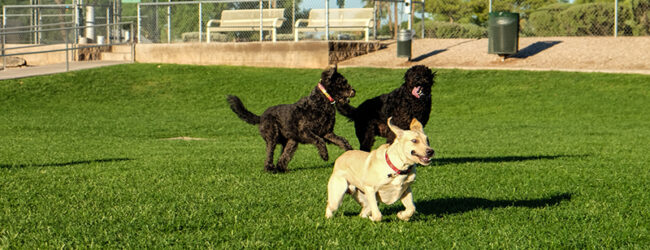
[{"left": 1, "top": 21, "right": 134, "bottom": 71}]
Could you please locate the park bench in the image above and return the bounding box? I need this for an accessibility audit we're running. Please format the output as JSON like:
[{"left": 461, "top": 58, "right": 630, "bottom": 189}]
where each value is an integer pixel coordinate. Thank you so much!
[
  {"left": 206, "top": 9, "right": 285, "bottom": 42},
  {"left": 294, "top": 8, "right": 374, "bottom": 42}
]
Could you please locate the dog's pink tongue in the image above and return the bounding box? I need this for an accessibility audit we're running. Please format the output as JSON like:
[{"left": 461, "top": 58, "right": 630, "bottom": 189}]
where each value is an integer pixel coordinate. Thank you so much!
[{"left": 411, "top": 86, "right": 421, "bottom": 98}]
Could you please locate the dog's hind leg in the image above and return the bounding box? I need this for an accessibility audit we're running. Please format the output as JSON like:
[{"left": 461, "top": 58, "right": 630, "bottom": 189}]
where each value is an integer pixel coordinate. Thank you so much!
[
  {"left": 276, "top": 139, "right": 298, "bottom": 172},
  {"left": 351, "top": 188, "right": 371, "bottom": 218},
  {"left": 324, "top": 133, "right": 352, "bottom": 151},
  {"left": 326, "top": 173, "right": 348, "bottom": 218},
  {"left": 263, "top": 139, "right": 278, "bottom": 172},
  {"left": 260, "top": 123, "right": 280, "bottom": 173}
]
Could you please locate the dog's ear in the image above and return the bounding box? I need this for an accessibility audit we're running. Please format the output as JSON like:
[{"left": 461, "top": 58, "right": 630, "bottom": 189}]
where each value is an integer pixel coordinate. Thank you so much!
[
  {"left": 429, "top": 70, "right": 437, "bottom": 86},
  {"left": 321, "top": 68, "right": 333, "bottom": 84},
  {"left": 321, "top": 66, "right": 338, "bottom": 84},
  {"left": 387, "top": 117, "right": 404, "bottom": 138},
  {"left": 409, "top": 118, "right": 424, "bottom": 133}
]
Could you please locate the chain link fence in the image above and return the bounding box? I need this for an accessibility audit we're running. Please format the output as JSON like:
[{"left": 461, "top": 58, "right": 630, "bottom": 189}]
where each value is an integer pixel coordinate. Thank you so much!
[
  {"left": 522, "top": 2, "right": 650, "bottom": 37},
  {"left": 137, "top": 0, "right": 297, "bottom": 43},
  {"left": 2, "top": 3, "right": 76, "bottom": 43},
  {"left": 134, "top": 0, "right": 426, "bottom": 43},
  {"left": 2, "top": 0, "right": 650, "bottom": 44},
  {"left": 2, "top": 0, "right": 127, "bottom": 44}
]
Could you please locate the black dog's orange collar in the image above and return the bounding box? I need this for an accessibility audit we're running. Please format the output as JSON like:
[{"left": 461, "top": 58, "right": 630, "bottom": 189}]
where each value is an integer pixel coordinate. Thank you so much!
[
  {"left": 385, "top": 151, "right": 412, "bottom": 177},
  {"left": 317, "top": 81, "right": 336, "bottom": 104}
]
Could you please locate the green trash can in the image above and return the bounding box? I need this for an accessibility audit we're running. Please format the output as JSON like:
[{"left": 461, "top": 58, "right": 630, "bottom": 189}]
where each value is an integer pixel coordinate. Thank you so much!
[
  {"left": 488, "top": 12, "right": 519, "bottom": 56},
  {"left": 397, "top": 30, "right": 412, "bottom": 60}
]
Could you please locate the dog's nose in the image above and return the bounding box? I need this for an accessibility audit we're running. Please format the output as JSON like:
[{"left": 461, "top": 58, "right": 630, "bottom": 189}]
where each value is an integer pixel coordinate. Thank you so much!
[{"left": 426, "top": 148, "right": 435, "bottom": 158}]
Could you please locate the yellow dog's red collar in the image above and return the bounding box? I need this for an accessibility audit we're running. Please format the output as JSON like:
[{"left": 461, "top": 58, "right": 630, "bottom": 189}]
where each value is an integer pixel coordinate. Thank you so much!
[{"left": 385, "top": 151, "right": 412, "bottom": 177}]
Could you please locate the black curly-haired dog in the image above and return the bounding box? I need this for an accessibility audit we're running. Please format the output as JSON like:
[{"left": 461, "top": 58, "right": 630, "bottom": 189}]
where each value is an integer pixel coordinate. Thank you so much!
[
  {"left": 336, "top": 65, "right": 435, "bottom": 151},
  {"left": 227, "top": 67, "right": 356, "bottom": 173}
]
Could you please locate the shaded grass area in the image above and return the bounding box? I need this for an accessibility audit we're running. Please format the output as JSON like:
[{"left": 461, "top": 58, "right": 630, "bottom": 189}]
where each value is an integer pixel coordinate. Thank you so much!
[{"left": 1, "top": 64, "right": 649, "bottom": 248}]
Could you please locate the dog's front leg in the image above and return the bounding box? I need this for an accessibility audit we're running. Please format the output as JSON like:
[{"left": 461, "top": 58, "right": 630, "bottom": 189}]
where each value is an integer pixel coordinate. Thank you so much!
[
  {"left": 300, "top": 131, "right": 329, "bottom": 161},
  {"left": 363, "top": 187, "right": 382, "bottom": 222},
  {"left": 397, "top": 187, "right": 416, "bottom": 221},
  {"left": 324, "top": 133, "right": 353, "bottom": 151}
]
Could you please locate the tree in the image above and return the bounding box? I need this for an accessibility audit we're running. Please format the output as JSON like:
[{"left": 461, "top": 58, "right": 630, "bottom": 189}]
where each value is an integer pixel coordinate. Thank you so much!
[
  {"left": 425, "top": 0, "right": 471, "bottom": 23},
  {"left": 337, "top": 0, "right": 345, "bottom": 8}
]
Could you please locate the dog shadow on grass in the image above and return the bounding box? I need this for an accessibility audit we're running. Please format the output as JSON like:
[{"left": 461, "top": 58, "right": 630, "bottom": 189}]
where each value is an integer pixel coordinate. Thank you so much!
[
  {"left": 0, "top": 158, "right": 133, "bottom": 169},
  {"left": 430, "top": 154, "right": 587, "bottom": 166},
  {"left": 405, "top": 193, "right": 573, "bottom": 219},
  {"left": 291, "top": 163, "right": 333, "bottom": 172}
]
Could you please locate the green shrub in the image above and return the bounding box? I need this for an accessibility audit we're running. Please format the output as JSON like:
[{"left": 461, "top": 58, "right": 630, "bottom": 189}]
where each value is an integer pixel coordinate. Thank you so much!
[
  {"left": 524, "top": 1, "right": 650, "bottom": 36},
  {"left": 524, "top": 3, "right": 571, "bottom": 36},
  {"left": 418, "top": 21, "right": 487, "bottom": 38},
  {"left": 625, "top": 0, "right": 650, "bottom": 35},
  {"left": 559, "top": 3, "right": 616, "bottom": 36}
]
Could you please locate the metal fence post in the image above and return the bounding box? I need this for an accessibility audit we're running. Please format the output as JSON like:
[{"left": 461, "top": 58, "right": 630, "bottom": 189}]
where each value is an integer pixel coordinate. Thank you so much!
[
  {"left": 137, "top": 3, "right": 141, "bottom": 43},
  {"left": 325, "top": 0, "right": 329, "bottom": 41},
  {"left": 106, "top": 7, "right": 110, "bottom": 43},
  {"left": 373, "top": 1, "right": 377, "bottom": 40},
  {"left": 1, "top": 6, "right": 5, "bottom": 71},
  {"left": 167, "top": 1, "right": 171, "bottom": 43},
  {"left": 2, "top": 6, "right": 6, "bottom": 30},
  {"left": 131, "top": 22, "right": 135, "bottom": 63},
  {"left": 260, "top": 0, "right": 264, "bottom": 42},
  {"left": 199, "top": 2, "right": 203, "bottom": 43},
  {"left": 2, "top": 29, "right": 5, "bottom": 71},
  {"left": 65, "top": 28, "right": 69, "bottom": 72},
  {"left": 421, "top": 0, "right": 424, "bottom": 39},
  {"left": 614, "top": 0, "right": 618, "bottom": 37}
]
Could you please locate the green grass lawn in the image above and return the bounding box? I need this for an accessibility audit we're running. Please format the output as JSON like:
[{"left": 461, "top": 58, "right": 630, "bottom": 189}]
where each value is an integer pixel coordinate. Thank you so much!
[{"left": 1, "top": 64, "right": 649, "bottom": 248}]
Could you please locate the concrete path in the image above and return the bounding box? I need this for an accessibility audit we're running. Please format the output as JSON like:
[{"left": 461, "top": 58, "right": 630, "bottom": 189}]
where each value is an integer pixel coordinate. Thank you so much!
[{"left": 0, "top": 61, "right": 130, "bottom": 80}]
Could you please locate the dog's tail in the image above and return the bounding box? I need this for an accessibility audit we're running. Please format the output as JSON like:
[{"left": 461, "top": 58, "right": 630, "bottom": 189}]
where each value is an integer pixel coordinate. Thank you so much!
[
  {"left": 335, "top": 103, "right": 357, "bottom": 121},
  {"left": 227, "top": 95, "right": 261, "bottom": 125}
]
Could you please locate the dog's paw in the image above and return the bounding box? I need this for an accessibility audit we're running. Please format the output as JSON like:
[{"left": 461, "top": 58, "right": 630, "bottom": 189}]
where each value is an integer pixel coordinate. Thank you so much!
[
  {"left": 397, "top": 210, "right": 414, "bottom": 221},
  {"left": 359, "top": 210, "right": 370, "bottom": 218},
  {"left": 325, "top": 208, "right": 334, "bottom": 219},
  {"left": 319, "top": 152, "right": 329, "bottom": 161},
  {"left": 264, "top": 164, "right": 277, "bottom": 173},
  {"left": 370, "top": 213, "right": 382, "bottom": 222}
]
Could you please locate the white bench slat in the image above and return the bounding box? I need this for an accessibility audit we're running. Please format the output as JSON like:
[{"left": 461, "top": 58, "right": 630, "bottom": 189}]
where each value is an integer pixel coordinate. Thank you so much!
[
  {"left": 207, "top": 9, "right": 285, "bottom": 42},
  {"left": 294, "top": 8, "right": 374, "bottom": 42}
]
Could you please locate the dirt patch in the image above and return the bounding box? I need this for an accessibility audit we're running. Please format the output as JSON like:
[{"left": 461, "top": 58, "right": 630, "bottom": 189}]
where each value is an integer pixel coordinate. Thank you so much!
[{"left": 339, "top": 37, "right": 650, "bottom": 75}]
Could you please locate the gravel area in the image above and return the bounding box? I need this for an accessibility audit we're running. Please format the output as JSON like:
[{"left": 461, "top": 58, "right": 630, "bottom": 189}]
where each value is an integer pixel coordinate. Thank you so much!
[{"left": 339, "top": 37, "right": 650, "bottom": 75}]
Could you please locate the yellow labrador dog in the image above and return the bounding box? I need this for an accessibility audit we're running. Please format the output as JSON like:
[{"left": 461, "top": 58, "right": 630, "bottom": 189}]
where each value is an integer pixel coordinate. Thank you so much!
[{"left": 325, "top": 117, "right": 434, "bottom": 221}]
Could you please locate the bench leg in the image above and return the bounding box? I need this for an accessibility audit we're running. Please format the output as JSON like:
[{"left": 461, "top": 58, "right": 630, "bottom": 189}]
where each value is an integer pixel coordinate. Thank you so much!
[
  {"left": 273, "top": 29, "right": 277, "bottom": 42},
  {"left": 207, "top": 31, "right": 211, "bottom": 43},
  {"left": 294, "top": 30, "right": 299, "bottom": 42},
  {"left": 365, "top": 28, "right": 369, "bottom": 42}
]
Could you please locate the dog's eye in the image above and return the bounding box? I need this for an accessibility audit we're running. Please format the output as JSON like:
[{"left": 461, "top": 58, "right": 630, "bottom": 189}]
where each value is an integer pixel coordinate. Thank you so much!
[{"left": 411, "top": 139, "right": 418, "bottom": 144}]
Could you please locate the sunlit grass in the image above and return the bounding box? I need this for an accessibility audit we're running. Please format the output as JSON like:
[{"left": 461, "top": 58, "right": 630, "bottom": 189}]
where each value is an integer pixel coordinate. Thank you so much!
[{"left": 1, "top": 64, "right": 649, "bottom": 248}]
